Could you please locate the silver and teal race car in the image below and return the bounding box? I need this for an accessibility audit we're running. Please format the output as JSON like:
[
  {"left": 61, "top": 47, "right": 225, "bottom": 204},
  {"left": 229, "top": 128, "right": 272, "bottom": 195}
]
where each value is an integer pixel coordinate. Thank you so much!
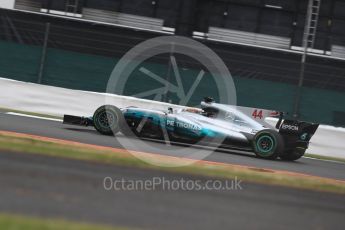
[{"left": 63, "top": 98, "right": 318, "bottom": 161}]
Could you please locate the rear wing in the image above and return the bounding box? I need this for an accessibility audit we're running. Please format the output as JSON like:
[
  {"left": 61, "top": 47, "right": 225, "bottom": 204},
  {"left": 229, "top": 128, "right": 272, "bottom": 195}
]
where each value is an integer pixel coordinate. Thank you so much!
[{"left": 278, "top": 118, "right": 319, "bottom": 141}]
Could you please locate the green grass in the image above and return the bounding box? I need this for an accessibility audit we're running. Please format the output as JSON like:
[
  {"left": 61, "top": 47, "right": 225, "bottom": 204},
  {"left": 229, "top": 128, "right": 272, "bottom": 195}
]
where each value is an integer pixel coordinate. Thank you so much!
[
  {"left": 0, "top": 213, "right": 131, "bottom": 230},
  {"left": 0, "top": 133, "right": 344, "bottom": 194},
  {"left": 0, "top": 134, "right": 147, "bottom": 168},
  {"left": 305, "top": 153, "right": 345, "bottom": 164}
]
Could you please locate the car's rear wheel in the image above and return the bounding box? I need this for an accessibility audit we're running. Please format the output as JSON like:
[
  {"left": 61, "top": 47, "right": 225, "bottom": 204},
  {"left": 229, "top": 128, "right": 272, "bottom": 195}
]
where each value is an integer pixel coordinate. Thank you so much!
[
  {"left": 252, "top": 130, "right": 284, "bottom": 160},
  {"left": 93, "top": 105, "right": 123, "bottom": 135}
]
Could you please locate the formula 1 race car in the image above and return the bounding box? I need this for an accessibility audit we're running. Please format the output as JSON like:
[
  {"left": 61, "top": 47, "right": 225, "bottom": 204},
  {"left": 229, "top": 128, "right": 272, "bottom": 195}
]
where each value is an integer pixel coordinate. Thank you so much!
[{"left": 63, "top": 98, "right": 319, "bottom": 161}]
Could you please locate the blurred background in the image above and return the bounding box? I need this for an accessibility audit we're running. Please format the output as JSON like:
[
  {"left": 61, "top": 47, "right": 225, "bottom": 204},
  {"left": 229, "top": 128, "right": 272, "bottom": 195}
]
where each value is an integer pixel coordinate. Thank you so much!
[{"left": 0, "top": 0, "right": 344, "bottom": 125}]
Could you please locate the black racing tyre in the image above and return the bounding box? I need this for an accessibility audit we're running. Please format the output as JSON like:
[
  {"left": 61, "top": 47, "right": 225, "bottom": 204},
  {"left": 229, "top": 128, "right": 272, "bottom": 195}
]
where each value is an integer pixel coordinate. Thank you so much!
[
  {"left": 93, "top": 105, "right": 123, "bottom": 135},
  {"left": 252, "top": 129, "right": 284, "bottom": 160},
  {"left": 280, "top": 148, "right": 305, "bottom": 161}
]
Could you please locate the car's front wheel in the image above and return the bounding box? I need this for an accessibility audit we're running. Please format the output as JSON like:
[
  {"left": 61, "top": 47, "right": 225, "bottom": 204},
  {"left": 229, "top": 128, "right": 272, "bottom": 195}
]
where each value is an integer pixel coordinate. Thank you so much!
[
  {"left": 252, "top": 130, "right": 284, "bottom": 160},
  {"left": 93, "top": 105, "right": 123, "bottom": 135}
]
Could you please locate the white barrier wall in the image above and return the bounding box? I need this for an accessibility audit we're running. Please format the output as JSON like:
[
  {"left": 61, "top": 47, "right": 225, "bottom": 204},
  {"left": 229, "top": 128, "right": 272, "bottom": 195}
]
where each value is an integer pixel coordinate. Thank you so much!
[
  {"left": 0, "top": 77, "right": 344, "bottom": 159},
  {"left": 0, "top": 0, "right": 15, "bottom": 9},
  {"left": 0, "top": 78, "right": 184, "bottom": 117}
]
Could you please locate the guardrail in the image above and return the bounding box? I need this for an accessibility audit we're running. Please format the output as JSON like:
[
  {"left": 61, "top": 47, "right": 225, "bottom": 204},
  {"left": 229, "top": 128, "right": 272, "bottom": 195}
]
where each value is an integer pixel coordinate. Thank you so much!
[
  {"left": 331, "top": 45, "right": 345, "bottom": 59},
  {"left": 82, "top": 8, "right": 164, "bottom": 32},
  {"left": 207, "top": 27, "right": 291, "bottom": 49},
  {"left": 14, "top": 0, "right": 40, "bottom": 12}
]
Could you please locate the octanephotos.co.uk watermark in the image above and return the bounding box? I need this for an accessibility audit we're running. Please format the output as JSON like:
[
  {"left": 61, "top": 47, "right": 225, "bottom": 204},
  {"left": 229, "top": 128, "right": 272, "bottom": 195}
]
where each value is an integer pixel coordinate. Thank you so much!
[{"left": 103, "top": 176, "right": 243, "bottom": 191}]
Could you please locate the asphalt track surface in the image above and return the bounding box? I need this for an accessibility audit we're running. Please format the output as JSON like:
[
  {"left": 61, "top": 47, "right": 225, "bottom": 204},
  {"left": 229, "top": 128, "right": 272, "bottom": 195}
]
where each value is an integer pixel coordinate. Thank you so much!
[
  {"left": 0, "top": 112, "right": 344, "bottom": 180},
  {"left": 0, "top": 112, "right": 345, "bottom": 229},
  {"left": 0, "top": 151, "right": 344, "bottom": 230}
]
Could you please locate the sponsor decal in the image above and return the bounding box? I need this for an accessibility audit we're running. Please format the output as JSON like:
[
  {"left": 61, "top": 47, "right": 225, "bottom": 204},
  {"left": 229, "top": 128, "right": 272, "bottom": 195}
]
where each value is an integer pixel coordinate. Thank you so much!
[
  {"left": 167, "top": 120, "right": 201, "bottom": 131},
  {"left": 106, "top": 36, "right": 236, "bottom": 167},
  {"left": 281, "top": 124, "right": 299, "bottom": 131},
  {"left": 167, "top": 120, "right": 175, "bottom": 126}
]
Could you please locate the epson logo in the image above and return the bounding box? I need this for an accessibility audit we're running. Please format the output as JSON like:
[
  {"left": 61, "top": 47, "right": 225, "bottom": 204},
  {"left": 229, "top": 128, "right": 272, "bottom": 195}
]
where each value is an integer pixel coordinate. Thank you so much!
[{"left": 281, "top": 124, "right": 299, "bottom": 131}]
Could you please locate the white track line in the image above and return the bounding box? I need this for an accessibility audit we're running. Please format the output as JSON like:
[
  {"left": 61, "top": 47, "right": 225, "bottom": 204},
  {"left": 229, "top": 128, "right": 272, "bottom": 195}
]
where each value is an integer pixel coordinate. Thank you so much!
[
  {"left": 6, "top": 112, "right": 62, "bottom": 122},
  {"left": 303, "top": 156, "right": 345, "bottom": 164}
]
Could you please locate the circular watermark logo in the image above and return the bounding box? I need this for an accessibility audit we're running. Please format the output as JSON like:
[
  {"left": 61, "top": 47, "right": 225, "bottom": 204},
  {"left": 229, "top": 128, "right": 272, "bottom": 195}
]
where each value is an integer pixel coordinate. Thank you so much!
[{"left": 105, "top": 36, "right": 236, "bottom": 167}]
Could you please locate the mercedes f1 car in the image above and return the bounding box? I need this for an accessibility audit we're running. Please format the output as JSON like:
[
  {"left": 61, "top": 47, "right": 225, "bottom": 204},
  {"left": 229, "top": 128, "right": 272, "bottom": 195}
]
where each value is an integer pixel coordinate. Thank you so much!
[{"left": 63, "top": 98, "right": 319, "bottom": 161}]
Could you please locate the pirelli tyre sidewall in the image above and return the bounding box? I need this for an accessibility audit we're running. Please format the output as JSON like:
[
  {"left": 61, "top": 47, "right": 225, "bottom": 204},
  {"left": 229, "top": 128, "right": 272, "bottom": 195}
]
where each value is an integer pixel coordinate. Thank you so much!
[
  {"left": 93, "top": 105, "right": 122, "bottom": 135},
  {"left": 252, "top": 130, "right": 284, "bottom": 160}
]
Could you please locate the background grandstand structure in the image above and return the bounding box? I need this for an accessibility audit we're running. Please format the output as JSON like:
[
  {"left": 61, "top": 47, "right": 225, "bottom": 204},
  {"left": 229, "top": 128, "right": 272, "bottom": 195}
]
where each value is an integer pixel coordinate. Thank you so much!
[{"left": 0, "top": 0, "right": 344, "bottom": 126}]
